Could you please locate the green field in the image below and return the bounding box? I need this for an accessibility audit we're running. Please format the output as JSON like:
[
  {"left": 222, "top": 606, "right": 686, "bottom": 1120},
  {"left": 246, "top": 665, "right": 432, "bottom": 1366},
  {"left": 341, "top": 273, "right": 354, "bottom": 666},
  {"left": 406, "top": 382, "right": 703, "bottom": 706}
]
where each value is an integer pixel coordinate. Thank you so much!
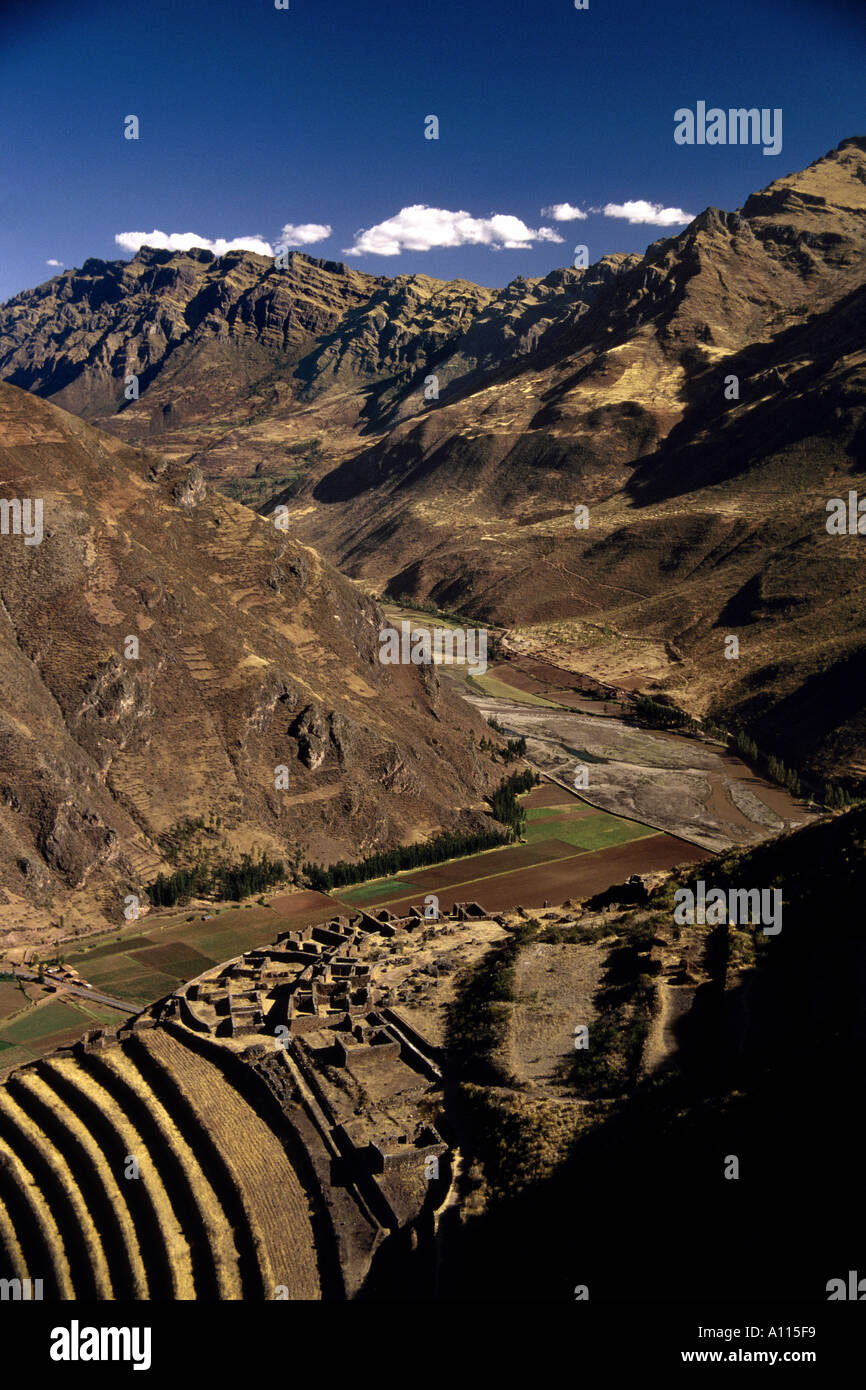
[
  {"left": 0, "top": 999, "right": 95, "bottom": 1045},
  {"left": 0, "top": 1044, "right": 37, "bottom": 1069},
  {"left": 524, "top": 808, "right": 657, "bottom": 850},
  {"left": 465, "top": 672, "right": 562, "bottom": 707},
  {"left": 0, "top": 930, "right": 206, "bottom": 1067},
  {"left": 81, "top": 960, "right": 180, "bottom": 996},
  {"left": 118, "top": 971, "right": 185, "bottom": 1005},
  {"left": 0, "top": 971, "right": 130, "bottom": 1069},
  {"left": 0, "top": 991, "right": 132, "bottom": 1075},
  {"left": 332, "top": 876, "right": 423, "bottom": 905},
  {"left": 62, "top": 902, "right": 294, "bottom": 1007},
  {"left": 76, "top": 1002, "right": 131, "bottom": 1025},
  {"left": 74, "top": 934, "right": 154, "bottom": 962},
  {"left": 186, "top": 931, "right": 257, "bottom": 959}
]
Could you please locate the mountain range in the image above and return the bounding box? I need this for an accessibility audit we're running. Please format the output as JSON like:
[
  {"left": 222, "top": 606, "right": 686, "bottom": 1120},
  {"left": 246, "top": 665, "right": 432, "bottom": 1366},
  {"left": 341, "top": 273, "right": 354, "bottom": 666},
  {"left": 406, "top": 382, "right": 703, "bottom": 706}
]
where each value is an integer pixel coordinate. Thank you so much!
[{"left": 3, "top": 138, "right": 864, "bottom": 790}]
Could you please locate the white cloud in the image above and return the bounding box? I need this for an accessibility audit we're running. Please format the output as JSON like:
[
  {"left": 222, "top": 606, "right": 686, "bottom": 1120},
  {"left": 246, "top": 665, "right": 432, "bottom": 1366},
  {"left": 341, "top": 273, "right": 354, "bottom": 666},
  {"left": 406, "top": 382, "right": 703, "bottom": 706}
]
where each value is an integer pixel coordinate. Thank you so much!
[
  {"left": 598, "top": 200, "right": 694, "bottom": 226},
  {"left": 46, "top": 258, "right": 63, "bottom": 267},
  {"left": 277, "top": 223, "right": 332, "bottom": 248},
  {"left": 344, "top": 205, "right": 564, "bottom": 256},
  {"left": 114, "top": 230, "right": 275, "bottom": 257},
  {"left": 541, "top": 202, "right": 588, "bottom": 222}
]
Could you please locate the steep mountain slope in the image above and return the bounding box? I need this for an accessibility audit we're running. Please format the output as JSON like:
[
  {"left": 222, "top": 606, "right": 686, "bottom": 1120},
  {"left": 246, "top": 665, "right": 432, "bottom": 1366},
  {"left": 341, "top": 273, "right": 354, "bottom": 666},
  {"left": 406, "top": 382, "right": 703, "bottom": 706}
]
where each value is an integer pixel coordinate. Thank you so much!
[
  {"left": 0, "top": 249, "right": 381, "bottom": 421},
  {"left": 276, "top": 136, "right": 866, "bottom": 784},
  {"left": 0, "top": 383, "right": 498, "bottom": 949},
  {"left": 284, "top": 136, "right": 865, "bottom": 579},
  {"left": 443, "top": 803, "right": 866, "bottom": 1301}
]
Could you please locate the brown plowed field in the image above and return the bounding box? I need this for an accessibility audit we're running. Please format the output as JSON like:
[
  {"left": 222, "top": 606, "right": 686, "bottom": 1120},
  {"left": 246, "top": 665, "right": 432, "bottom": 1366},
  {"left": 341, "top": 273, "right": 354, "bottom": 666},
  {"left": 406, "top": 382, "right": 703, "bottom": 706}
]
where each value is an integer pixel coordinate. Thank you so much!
[
  {"left": 524, "top": 783, "right": 581, "bottom": 809},
  {"left": 541, "top": 692, "right": 610, "bottom": 712},
  {"left": 486, "top": 661, "right": 612, "bottom": 713},
  {"left": 517, "top": 658, "right": 614, "bottom": 694},
  {"left": 486, "top": 663, "right": 547, "bottom": 693},
  {"left": 518, "top": 659, "right": 583, "bottom": 689},
  {"left": 334, "top": 833, "right": 711, "bottom": 915},
  {"left": 407, "top": 840, "right": 582, "bottom": 890},
  {"left": 268, "top": 891, "right": 340, "bottom": 923}
]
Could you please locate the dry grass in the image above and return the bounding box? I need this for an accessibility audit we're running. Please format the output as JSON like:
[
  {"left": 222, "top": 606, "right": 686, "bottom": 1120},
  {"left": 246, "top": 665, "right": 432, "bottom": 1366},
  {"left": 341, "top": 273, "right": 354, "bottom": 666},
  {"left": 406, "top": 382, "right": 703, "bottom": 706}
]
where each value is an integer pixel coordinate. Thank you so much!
[{"left": 138, "top": 1029, "right": 320, "bottom": 1299}]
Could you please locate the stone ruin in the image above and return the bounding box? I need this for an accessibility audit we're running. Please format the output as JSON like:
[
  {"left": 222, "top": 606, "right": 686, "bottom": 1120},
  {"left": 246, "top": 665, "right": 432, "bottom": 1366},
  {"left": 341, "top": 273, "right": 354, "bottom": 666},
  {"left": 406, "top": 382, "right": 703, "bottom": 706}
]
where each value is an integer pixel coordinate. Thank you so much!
[{"left": 151, "top": 900, "right": 488, "bottom": 1243}]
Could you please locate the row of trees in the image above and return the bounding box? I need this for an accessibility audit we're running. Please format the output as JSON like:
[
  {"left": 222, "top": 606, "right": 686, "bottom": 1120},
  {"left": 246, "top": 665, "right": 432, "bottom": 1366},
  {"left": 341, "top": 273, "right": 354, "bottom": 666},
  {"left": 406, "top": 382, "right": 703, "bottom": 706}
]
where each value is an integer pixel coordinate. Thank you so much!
[
  {"left": 632, "top": 695, "right": 697, "bottom": 731},
  {"left": 732, "top": 730, "right": 759, "bottom": 762},
  {"left": 731, "top": 729, "right": 852, "bottom": 806},
  {"left": 489, "top": 768, "right": 539, "bottom": 836},
  {"left": 147, "top": 850, "right": 286, "bottom": 907},
  {"left": 304, "top": 769, "right": 540, "bottom": 892},
  {"left": 479, "top": 726, "right": 527, "bottom": 764},
  {"left": 767, "top": 754, "right": 803, "bottom": 797},
  {"left": 732, "top": 730, "right": 804, "bottom": 792},
  {"left": 823, "top": 782, "right": 858, "bottom": 809},
  {"left": 503, "top": 736, "right": 528, "bottom": 763},
  {"left": 303, "top": 824, "right": 514, "bottom": 892},
  {"left": 731, "top": 729, "right": 863, "bottom": 808}
]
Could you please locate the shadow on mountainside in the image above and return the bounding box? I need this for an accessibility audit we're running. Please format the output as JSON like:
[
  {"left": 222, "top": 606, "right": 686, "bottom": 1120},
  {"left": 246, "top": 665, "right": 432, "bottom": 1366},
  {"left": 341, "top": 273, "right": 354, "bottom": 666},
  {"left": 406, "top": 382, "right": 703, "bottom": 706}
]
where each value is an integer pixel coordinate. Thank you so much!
[{"left": 434, "top": 809, "right": 866, "bottom": 1301}]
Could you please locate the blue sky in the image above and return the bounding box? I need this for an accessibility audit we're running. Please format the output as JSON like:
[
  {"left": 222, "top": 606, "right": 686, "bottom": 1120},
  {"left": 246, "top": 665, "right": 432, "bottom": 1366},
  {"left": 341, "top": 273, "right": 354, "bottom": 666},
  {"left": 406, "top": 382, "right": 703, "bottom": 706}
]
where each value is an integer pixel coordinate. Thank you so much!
[{"left": 0, "top": 0, "right": 863, "bottom": 302}]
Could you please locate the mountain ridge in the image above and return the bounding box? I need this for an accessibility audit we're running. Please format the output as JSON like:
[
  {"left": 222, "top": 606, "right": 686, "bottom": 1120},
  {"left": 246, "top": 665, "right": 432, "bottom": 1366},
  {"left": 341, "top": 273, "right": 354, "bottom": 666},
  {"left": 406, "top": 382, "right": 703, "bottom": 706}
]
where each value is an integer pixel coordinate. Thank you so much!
[{"left": 2, "top": 136, "right": 865, "bottom": 786}]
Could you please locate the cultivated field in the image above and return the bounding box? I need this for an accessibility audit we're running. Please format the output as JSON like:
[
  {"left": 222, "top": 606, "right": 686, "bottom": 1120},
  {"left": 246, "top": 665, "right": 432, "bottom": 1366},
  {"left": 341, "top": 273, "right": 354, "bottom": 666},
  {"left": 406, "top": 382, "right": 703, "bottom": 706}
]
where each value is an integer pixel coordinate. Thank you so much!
[
  {"left": 0, "top": 991, "right": 132, "bottom": 1076},
  {"left": 0, "top": 890, "right": 336, "bottom": 1074},
  {"left": 479, "top": 660, "right": 625, "bottom": 716},
  {"left": 63, "top": 891, "right": 336, "bottom": 1002},
  {"left": 333, "top": 785, "right": 710, "bottom": 914}
]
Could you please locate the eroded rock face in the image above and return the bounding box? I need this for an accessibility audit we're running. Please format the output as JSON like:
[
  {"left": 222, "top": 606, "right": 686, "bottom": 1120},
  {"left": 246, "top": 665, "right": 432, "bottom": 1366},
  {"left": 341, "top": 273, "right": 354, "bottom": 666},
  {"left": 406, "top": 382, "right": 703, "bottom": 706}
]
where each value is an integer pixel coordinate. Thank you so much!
[
  {"left": 290, "top": 703, "right": 355, "bottom": 771},
  {"left": 16, "top": 857, "right": 54, "bottom": 896},
  {"left": 37, "top": 804, "right": 118, "bottom": 888},
  {"left": 171, "top": 465, "right": 207, "bottom": 508},
  {"left": 291, "top": 705, "right": 329, "bottom": 770},
  {"left": 73, "top": 656, "right": 156, "bottom": 768},
  {"left": 0, "top": 247, "right": 393, "bottom": 429}
]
